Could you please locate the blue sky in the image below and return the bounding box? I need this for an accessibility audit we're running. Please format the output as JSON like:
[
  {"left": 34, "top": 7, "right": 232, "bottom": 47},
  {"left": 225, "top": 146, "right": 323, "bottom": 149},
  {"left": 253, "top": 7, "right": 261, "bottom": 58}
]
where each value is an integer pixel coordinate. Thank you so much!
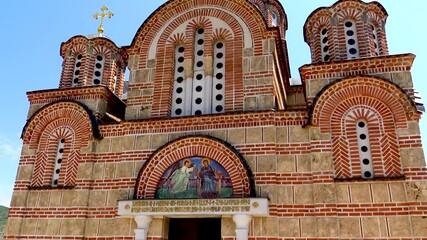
[{"left": 0, "top": 1, "right": 426, "bottom": 207}]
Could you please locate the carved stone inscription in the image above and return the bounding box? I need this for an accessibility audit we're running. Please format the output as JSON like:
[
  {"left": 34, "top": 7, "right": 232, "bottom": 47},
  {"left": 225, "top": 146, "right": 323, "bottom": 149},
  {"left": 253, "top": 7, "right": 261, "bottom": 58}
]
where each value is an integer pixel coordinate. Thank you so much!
[{"left": 118, "top": 198, "right": 269, "bottom": 216}]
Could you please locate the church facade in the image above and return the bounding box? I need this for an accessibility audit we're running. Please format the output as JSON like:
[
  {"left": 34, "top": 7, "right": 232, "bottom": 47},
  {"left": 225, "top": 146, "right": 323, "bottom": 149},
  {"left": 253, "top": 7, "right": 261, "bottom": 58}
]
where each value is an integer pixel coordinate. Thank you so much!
[{"left": 5, "top": 0, "right": 427, "bottom": 239}]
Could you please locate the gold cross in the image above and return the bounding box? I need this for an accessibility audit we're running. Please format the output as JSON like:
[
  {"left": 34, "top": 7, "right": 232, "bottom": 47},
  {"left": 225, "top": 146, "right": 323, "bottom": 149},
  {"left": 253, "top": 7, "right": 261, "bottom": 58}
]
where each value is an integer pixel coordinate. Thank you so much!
[{"left": 93, "top": 5, "right": 114, "bottom": 36}]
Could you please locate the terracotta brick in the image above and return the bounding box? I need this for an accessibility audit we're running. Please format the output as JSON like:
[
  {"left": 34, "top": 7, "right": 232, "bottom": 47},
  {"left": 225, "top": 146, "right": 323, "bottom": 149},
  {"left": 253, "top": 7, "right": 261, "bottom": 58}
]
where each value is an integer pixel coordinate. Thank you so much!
[{"left": 6, "top": 0, "right": 427, "bottom": 240}]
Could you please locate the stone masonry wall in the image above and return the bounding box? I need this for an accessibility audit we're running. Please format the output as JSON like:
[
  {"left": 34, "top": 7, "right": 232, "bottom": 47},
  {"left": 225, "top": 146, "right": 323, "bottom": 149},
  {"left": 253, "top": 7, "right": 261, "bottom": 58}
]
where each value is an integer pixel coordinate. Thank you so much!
[{"left": 5, "top": 109, "right": 427, "bottom": 239}]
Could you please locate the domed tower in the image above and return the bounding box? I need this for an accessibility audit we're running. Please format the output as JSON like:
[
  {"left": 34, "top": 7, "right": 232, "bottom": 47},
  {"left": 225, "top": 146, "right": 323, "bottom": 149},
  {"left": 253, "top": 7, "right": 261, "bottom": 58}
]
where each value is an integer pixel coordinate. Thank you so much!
[
  {"left": 59, "top": 36, "right": 128, "bottom": 97},
  {"left": 248, "top": 0, "right": 288, "bottom": 38},
  {"left": 26, "top": 5, "right": 127, "bottom": 123},
  {"left": 304, "top": 0, "right": 388, "bottom": 63},
  {"left": 300, "top": 0, "right": 421, "bottom": 182}
]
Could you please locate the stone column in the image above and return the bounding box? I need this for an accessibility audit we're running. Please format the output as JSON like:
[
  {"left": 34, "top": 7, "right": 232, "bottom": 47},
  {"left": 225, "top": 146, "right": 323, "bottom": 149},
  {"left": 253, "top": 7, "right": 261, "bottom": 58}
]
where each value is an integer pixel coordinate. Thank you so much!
[
  {"left": 232, "top": 214, "right": 252, "bottom": 240},
  {"left": 134, "top": 215, "right": 153, "bottom": 240}
]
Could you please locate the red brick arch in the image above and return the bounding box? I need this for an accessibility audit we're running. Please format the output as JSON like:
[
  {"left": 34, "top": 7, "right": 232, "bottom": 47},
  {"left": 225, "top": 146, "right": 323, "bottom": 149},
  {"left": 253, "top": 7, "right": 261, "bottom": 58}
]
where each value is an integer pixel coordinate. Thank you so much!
[
  {"left": 150, "top": 8, "right": 244, "bottom": 116},
  {"left": 135, "top": 136, "right": 255, "bottom": 199},
  {"left": 311, "top": 76, "right": 416, "bottom": 179},
  {"left": 312, "top": 76, "right": 418, "bottom": 132},
  {"left": 127, "top": 0, "right": 272, "bottom": 54},
  {"left": 23, "top": 101, "right": 99, "bottom": 187},
  {"left": 22, "top": 101, "right": 99, "bottom": 149}
]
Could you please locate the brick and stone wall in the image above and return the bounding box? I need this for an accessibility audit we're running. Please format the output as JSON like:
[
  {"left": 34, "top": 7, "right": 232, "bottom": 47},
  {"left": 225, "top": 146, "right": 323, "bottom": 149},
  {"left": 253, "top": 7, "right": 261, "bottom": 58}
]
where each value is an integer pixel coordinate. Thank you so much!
[{"left": 4, "top": 0, "right": 427, "bottom": 239}]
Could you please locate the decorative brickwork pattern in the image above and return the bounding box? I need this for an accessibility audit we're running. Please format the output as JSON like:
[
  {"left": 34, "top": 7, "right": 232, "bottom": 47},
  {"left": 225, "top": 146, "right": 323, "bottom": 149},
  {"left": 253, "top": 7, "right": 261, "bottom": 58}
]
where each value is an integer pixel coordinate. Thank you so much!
[
  {"left": 311, "top": 76, "right": 415, "bottom": 179},
  {"left": 22, "top": 101, "right": 96, "bottom": 187},
  {"left": 5, "top": 0, "right": 427, "bottom": 239},
  {"left": 135, "top": 136, "right": 255, "bottom": 199},
  {"left": 60, "top": 36, "right": 128, "bottom": 96},
  {"left": 125, "top": 0, "right": 284, "bottom": 119},
  {"left": 304, "top": 0, "right": 389, "bottom": 62},
  {"left": 332, "top": 136, "right": 352, "bottom": 178}
]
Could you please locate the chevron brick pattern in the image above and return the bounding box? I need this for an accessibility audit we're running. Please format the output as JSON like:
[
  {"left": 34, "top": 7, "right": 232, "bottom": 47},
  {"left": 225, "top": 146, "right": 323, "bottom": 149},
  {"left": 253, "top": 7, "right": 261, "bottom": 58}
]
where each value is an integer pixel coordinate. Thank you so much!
[
  {"left": 23, "top": 101, "right": 93, "bottom": 149},
  {"left": 31, "top": 151, "right": 48, "bottom": 187},
  {"left": 332, "top": 136, "right": 352, "bottom": 179},
  {"left": 381, "top": 133, "right": 402, "bottom": 177},
  {"left": 313, "top": 77, "right": 409, "bottom": 179},
  {"left": 64, "top": 150, "right": 80, "bottom": 186},
  {"left": 26, "top": 102, "right": 93, "bottom": 187},
  {"left": 312, "top": 76, "right": 417, "bottom": 132}
]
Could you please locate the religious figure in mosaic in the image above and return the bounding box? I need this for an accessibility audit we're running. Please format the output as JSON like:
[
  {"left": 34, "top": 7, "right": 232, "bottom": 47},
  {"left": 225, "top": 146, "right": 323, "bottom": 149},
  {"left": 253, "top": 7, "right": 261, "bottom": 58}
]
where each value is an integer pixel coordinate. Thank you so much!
[
  {"left": 156, "top": 157, "right": 232, "bottom": 199},
  {"left": 170, "top": 158, "right": 194, "bottom": 194},
  {"left": 199, "top": 158, "right": 218, "bottom": 198}
]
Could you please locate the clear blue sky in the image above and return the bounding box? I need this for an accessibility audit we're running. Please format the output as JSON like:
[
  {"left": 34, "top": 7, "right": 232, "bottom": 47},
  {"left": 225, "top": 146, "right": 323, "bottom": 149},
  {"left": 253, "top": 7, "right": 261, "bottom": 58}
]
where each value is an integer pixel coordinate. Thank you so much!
[{"left": 0, "top": 1, "right": 425, "bottom": 207}]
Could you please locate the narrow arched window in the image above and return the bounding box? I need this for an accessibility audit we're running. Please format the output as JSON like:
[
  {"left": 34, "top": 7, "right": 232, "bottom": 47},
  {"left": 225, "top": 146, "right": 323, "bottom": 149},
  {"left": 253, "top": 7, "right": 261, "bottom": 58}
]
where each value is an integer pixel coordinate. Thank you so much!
[
  {"left": 192, "top": 28, "right": 207, "bottom": 115},
  {"left": 93, "top": 55, "right": 105, "bottom": 85},
  {"left": 371, "top": 25, "right": 380, "bottom": 56},
  {"left": 171, "top": 28, "right": 227, "bottom": 117},
  {"left": 72, "top": 54, "right": 83, "bottom": 87},
  {"left": 320, "top": 27, "right": 330, "bottom": 62},
  {"left": 344, "top": 20, "right": 359, "bottom": 59},
  {"left": 271, "top": 12, "right": 278, "bottom": 27},
  {"left": 51, "top": 138, "right": 65, "bottom": 187},
  {"left": 171, "top": 45, "right": 187, "bottom": 117},
  {"left": 212, "top": 40, "right": 225, "bottom": 113},
  {"left": 356, "top": 120, "right": 374, "bottom": 179}
]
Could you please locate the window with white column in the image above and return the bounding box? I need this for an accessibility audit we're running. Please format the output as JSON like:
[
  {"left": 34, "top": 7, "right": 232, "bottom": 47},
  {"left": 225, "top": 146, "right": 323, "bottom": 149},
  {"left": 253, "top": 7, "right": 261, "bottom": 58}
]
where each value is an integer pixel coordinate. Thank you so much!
[
  {"left": 192, "top": 28, "right": 207, "bottom": 116},
  {"left": 371, "top": 25, "right": 380, "bottom": 56},
  {"left": 93, "top": 55, "right": 105, "bottom": 85},
  {"left": 320, "top": 27, "right": 330, "bottom": 62},
  {"left": 344, "top": 20, "right": 359, "bottom": 59},
  {"left": 51, "top": 138, "right": 65, "bottom": 187},
  {"left": 171, "top": 28, "right": 226, "bottom": 117},
  {"left": 171, "top": 45, "right": 188, "bottom": 117},
  {"left": 356, "top": 120, "right": 374, "bottom": 179},
  {"left": 212, "top": 40, "right": 225, "bottom": 113},
  {"left": 72, "top": 54, "right": 83, "bottom": 87}
]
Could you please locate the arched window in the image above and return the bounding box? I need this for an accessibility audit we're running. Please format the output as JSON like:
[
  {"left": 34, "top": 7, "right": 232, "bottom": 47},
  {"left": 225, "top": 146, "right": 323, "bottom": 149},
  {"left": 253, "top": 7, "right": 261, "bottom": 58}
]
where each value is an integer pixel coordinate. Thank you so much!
[
  {"left": 271, "top": 12, "right": 278, "bottom": 27},
  {"left": 371, "top": 24, "right": 380, "bottom": 56},
  {"left": 171, "top": 45, "right": 188, "bottom": 117},
  {"left": 212, "top": 40, "right": 225, "bottom": 113},
  {"left": 93, "top": 55, "right": 105, "bottom": 85},
  {"left": 356, "top": 120, "right": 374, "bottom": 179},
  {"left": 191, "top": 28, "right": 207, "bottom": 116},
  {"left": 72, "top": 54, "right": 83, "bottom": 87},
  {"left": 320, "top": 27, "right": 330, "bottom": 62},
  {"left": 51, "top": 138, "right": 65, "bottom": 187},
  {"left": 344, "top": 20, "right": 359, "bottom": 59},
  {"left": 171, "top": 28, "right": 226, "bottom": 117}
]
